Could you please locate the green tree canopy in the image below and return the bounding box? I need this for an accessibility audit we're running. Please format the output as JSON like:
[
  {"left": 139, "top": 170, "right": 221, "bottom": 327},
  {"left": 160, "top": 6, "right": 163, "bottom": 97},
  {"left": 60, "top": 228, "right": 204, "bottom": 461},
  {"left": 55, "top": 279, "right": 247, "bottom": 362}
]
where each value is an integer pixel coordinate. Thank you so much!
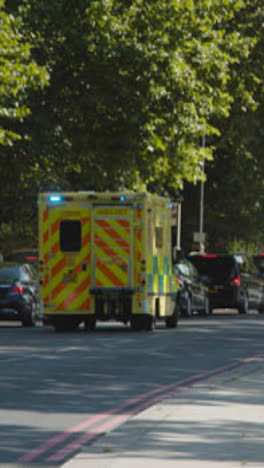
[
  {"left": 0, "top": 0, "right": 48, "bottom": 145},
  {"left": 1, "top": 0, "right": 264, "bottom": 251},
  {"left": 6, "top": 0, "right": 253, "bottom": 191}
]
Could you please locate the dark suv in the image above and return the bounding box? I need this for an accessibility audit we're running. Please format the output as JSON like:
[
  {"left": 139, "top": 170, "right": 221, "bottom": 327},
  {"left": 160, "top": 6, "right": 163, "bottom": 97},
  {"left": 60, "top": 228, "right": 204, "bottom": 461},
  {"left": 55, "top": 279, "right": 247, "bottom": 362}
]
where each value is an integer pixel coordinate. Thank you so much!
[{"left": 188, "top": 253, "right": 264, "bottom": 314}]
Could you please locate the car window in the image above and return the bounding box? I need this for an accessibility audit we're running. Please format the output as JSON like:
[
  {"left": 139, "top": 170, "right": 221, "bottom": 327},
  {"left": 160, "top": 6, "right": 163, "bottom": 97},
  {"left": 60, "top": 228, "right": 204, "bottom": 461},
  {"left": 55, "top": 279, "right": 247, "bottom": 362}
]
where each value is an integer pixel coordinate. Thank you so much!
[
  {"left": 24, "top": 264, "right": 37, "bottom": 279},
  {"left": 189, "top": 256, "right": 236, "bottom": 283},
  {"left": 20, "top": 267, "right": 32, "bottom": 282},
  {"left": 175, "top": 263, "right": 187, "bottom": 276},
  {"left": 0, "top": 266, "right": 21, "bottom": 281},
  {"left": 189, "top": 263, "right": 199, "bottom": 280}
]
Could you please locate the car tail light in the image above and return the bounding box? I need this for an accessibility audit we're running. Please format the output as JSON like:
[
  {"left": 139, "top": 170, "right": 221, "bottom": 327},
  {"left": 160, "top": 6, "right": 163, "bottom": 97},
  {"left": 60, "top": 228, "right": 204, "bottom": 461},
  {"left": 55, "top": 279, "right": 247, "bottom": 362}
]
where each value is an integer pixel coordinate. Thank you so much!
[
  {"left": 232, "top": 276, "right": 241, "bottom": 287},
  {"left": 11, "top": 285, "right": 24, "bottom": 294},
  {"left": 202, "top": 254, "right": 217, "bottom": 258}
]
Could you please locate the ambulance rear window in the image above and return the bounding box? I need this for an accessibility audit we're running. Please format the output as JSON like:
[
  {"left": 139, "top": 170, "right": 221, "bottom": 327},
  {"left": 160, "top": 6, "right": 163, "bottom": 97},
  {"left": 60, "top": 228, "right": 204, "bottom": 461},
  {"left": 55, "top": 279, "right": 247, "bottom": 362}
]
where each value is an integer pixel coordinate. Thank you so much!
[{"left": 60, "top": 220, "right": 82, "bottom": 252}]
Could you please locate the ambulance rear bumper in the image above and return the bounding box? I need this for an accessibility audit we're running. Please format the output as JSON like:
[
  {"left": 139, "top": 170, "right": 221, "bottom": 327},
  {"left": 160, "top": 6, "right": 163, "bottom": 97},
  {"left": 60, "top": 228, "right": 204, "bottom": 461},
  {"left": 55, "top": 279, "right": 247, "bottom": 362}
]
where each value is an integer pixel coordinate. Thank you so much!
[{"left": 90, "top": 287, "right": 140, "bottom": 295}]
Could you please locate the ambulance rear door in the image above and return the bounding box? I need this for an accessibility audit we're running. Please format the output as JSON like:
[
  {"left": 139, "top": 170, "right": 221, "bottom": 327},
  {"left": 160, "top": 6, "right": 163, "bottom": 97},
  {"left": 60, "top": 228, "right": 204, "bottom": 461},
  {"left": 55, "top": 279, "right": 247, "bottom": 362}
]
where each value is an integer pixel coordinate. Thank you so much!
[
  {"left": 40, "top": 196, "right": 91, "bottom": 313},
  {"left": 91, "top": 205, "right": 134, "bottom": 291}
]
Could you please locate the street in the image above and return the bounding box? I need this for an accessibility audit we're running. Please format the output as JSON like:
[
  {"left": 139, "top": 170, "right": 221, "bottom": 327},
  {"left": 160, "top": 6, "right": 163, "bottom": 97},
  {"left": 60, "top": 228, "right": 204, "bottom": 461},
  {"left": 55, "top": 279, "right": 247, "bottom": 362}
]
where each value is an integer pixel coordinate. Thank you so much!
[{"left": 0, "top": 311, "right": 264, "bottom": 467}]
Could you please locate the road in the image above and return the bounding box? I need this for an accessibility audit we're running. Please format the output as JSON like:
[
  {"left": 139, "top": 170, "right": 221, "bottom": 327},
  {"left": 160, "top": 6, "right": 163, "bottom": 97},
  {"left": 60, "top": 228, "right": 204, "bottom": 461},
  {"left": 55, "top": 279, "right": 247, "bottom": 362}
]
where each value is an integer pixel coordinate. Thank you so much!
[{"left": 0, "top": 310, "right": 264, "bottom": 467}]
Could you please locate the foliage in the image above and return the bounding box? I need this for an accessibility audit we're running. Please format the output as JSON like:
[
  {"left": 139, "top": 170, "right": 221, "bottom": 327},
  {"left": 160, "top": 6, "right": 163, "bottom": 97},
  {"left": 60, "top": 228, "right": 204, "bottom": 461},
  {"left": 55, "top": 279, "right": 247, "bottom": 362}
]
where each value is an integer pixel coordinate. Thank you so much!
[
  {"left": 182, "top": 0, "right": 264, "bottom": 252},
  {"left": 227, "top": 238, "right": 263, "bottom": 255},
  {"left": 1, "top": 0, "right": 264, "bottom": 251},
  {"left": 0, "top": 0, "right": 48, "bottom": 145},
  {"left": 5, "top": 0, "right": 254, "bottom": 190}
]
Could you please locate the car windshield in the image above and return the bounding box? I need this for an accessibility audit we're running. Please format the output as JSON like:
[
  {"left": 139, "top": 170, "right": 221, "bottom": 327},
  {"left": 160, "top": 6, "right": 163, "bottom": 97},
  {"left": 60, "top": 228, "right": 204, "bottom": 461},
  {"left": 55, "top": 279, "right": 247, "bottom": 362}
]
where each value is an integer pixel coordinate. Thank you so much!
[
  {"left": 0, "top": 267, "right": 20, "bottom": 281},
  {"left": 189, "top": 256, "right": 235, "bottom": 283},
  {"left": 254, "top": 256, "right": 264, "bottom": 274}
]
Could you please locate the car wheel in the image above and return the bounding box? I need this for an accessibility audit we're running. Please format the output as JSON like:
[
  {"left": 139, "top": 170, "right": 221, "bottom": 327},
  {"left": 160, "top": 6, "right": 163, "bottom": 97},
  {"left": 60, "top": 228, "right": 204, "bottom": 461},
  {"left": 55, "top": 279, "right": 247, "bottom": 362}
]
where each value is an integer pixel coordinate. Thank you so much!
[
  {"left": 238, "top": 292, "right": 248, "bottom": 314},
  {"left": 22, "top": 300, "right": 37, "bottom": 327},
  {"left": 184, "top": 294, "right": 192, "bottom": 317},
  {"left": 202, "top": 295, "right": 211, "bottom": 316}
]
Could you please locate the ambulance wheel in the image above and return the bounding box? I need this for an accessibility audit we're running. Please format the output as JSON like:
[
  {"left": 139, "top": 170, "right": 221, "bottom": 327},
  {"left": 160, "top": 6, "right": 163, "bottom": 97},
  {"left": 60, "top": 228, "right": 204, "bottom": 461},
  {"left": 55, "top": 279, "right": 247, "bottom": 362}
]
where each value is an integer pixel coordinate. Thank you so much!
[
  {"left": 165, "top": 305, "right": 178, "bottom": 329},
  {"left": 130, "top": 316, "right": 142, "bottom": 331},
  {"left": 84, "top": 317, "right": 96, "bottom": 331},
  {"left": 144, "top": 315, "right": 155, "bottom": 331}
]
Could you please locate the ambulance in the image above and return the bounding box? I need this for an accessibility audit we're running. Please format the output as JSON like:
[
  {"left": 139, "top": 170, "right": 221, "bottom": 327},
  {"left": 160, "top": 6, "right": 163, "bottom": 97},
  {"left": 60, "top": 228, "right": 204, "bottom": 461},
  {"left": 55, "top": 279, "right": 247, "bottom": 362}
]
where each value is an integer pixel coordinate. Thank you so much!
[{"left": 38, "top": 191, "right": 179, "bottom": 331}]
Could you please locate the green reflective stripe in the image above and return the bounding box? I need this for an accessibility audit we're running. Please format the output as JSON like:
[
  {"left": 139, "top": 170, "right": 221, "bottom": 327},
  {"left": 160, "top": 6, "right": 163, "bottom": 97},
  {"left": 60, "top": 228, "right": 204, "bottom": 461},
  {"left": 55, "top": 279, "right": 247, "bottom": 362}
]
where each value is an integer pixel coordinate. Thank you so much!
[
  {"left": 153, "top": 256, "right": 158, "bottom": 275},
  {"left": 164, "top": 256, "right": 169, "bottom": 274},
  {"left": 158, "top": 275, "right": 164, "bottom": 293},
  {"left": 147, "top": 274, "right": 153, "bottom": 291}
]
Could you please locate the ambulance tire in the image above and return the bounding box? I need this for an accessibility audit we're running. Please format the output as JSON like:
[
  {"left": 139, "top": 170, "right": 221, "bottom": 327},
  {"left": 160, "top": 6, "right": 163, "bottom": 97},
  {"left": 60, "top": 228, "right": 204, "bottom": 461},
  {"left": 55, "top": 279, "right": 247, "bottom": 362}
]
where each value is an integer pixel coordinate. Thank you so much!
[
  {"left": 144, "top": 315, "right": 155, "bottom": 332},
  {"left": 165, "top": 305, "right": 178, "bottom": 329},
  {"left": 130, "top": 316, "right": 142, "bottom": 331},
  {"left": 84, "top": 317, "right": 96, "bottom": 331}
]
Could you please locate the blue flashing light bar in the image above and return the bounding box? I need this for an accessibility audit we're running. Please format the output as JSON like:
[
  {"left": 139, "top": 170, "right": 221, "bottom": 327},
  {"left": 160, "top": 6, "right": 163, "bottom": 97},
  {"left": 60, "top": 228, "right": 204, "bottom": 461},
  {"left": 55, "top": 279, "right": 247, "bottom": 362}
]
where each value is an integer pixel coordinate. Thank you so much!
[
  {"left": 120, "top": 195, "right": 126, "bottom": 201},
  {"left": 49, "top": 195, "right": 62, "bottom": 203}
]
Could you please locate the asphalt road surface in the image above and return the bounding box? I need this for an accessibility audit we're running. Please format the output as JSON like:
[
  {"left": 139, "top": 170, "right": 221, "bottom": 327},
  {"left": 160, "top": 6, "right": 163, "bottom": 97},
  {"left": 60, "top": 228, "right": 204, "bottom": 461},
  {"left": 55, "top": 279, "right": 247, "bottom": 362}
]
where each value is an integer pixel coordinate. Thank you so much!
[{"left": 0, "top": 309, "right": 264, "bottom": 467}]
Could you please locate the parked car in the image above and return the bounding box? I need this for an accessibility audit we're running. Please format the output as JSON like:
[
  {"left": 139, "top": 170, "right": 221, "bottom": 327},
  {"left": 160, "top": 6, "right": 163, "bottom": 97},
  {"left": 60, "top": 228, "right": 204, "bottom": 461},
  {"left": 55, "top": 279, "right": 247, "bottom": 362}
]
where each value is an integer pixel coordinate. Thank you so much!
[
  {"left": 253, "top": 254, "right": 264, "bottom": 278},
  {"left": 188, "top": 253, "right": 264, "bottom": 314},
  {"left": 4, "top": 249, "right": 38, "bottom": 271},
  {"left": 0, "top": 263, "right": 39, "bottom": 326},
  {"left": 174, "top": 257, "right": 210, "bottom": 317}
]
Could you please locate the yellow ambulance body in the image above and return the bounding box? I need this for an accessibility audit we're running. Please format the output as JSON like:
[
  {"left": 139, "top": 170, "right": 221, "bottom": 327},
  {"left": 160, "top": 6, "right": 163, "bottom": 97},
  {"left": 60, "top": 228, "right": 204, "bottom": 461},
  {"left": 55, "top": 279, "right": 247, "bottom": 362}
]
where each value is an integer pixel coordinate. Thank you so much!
[{"left": 38, "top": 191, "right": 179, "bottom": 331}]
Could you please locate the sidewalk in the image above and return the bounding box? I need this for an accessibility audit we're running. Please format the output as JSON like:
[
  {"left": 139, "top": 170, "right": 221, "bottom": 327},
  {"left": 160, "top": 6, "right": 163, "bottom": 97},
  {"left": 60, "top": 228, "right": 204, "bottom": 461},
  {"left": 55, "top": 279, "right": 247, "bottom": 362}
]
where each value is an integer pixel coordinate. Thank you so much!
[{"left": 62, "top": 360, "right": 264, "bottom": 468}]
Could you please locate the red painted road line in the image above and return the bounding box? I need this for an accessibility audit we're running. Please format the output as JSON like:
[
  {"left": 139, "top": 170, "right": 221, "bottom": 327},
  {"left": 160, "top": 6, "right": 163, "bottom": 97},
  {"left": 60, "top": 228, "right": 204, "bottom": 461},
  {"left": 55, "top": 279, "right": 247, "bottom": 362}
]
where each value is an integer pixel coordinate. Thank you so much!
[
  {"left": 48, "top": 414, "right": 130, "bottom": 461},
  {"left": 48, "top": 356, "right": 264, "bottom": 462},
  {"left": 17, "top": 355, "right": 264, "bottom": 463},
  {"left": 18, "top": 383, "right": 181, "bottom": 463}
]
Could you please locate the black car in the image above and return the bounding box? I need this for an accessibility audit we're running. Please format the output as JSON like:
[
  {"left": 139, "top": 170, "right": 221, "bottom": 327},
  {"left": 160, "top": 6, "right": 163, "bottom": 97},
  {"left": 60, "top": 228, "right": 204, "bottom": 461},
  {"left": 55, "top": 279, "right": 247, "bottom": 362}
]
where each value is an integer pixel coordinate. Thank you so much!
[
  {"left": 4, "top": 249, "right": 38, "bottom": 271},
  {"left": 174, "top": 257, "right": 210, "bottom": 317},
  {"left": 0, "top": 263, "right": 39, "bottom": 326},
  {"left": 188, "top": 253, "right": 264, "bottom": 314}
]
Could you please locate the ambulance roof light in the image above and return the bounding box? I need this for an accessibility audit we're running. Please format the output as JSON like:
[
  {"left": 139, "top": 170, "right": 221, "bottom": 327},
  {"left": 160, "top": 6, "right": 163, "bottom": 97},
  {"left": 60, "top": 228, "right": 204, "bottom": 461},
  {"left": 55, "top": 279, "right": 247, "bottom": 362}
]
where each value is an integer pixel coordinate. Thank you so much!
[
  {"left": 111, "top": 195, "right": 126, "bottom": 201},
  {"left": 49, "top": 195, "right": 62, "bottom": 203}
]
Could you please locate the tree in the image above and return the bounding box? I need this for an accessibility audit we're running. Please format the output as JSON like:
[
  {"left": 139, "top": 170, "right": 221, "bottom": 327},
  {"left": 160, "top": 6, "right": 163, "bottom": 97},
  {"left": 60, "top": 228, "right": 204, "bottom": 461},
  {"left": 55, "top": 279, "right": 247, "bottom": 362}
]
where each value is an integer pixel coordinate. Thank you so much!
[
  {"left": 0, "top": 0, "right": 48, "bottom": 145},
  {"left": 0, "top": 0, "right": 48, "bottom": 248},
  {"left": 186, "top": 0, "right": 264, "bottom": 252},
  {"left": 5, "top": 0, "right": 253, "bottom": 190},
  {"left": 2, "top": 0, "right": 262, "bottom": 250}
]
